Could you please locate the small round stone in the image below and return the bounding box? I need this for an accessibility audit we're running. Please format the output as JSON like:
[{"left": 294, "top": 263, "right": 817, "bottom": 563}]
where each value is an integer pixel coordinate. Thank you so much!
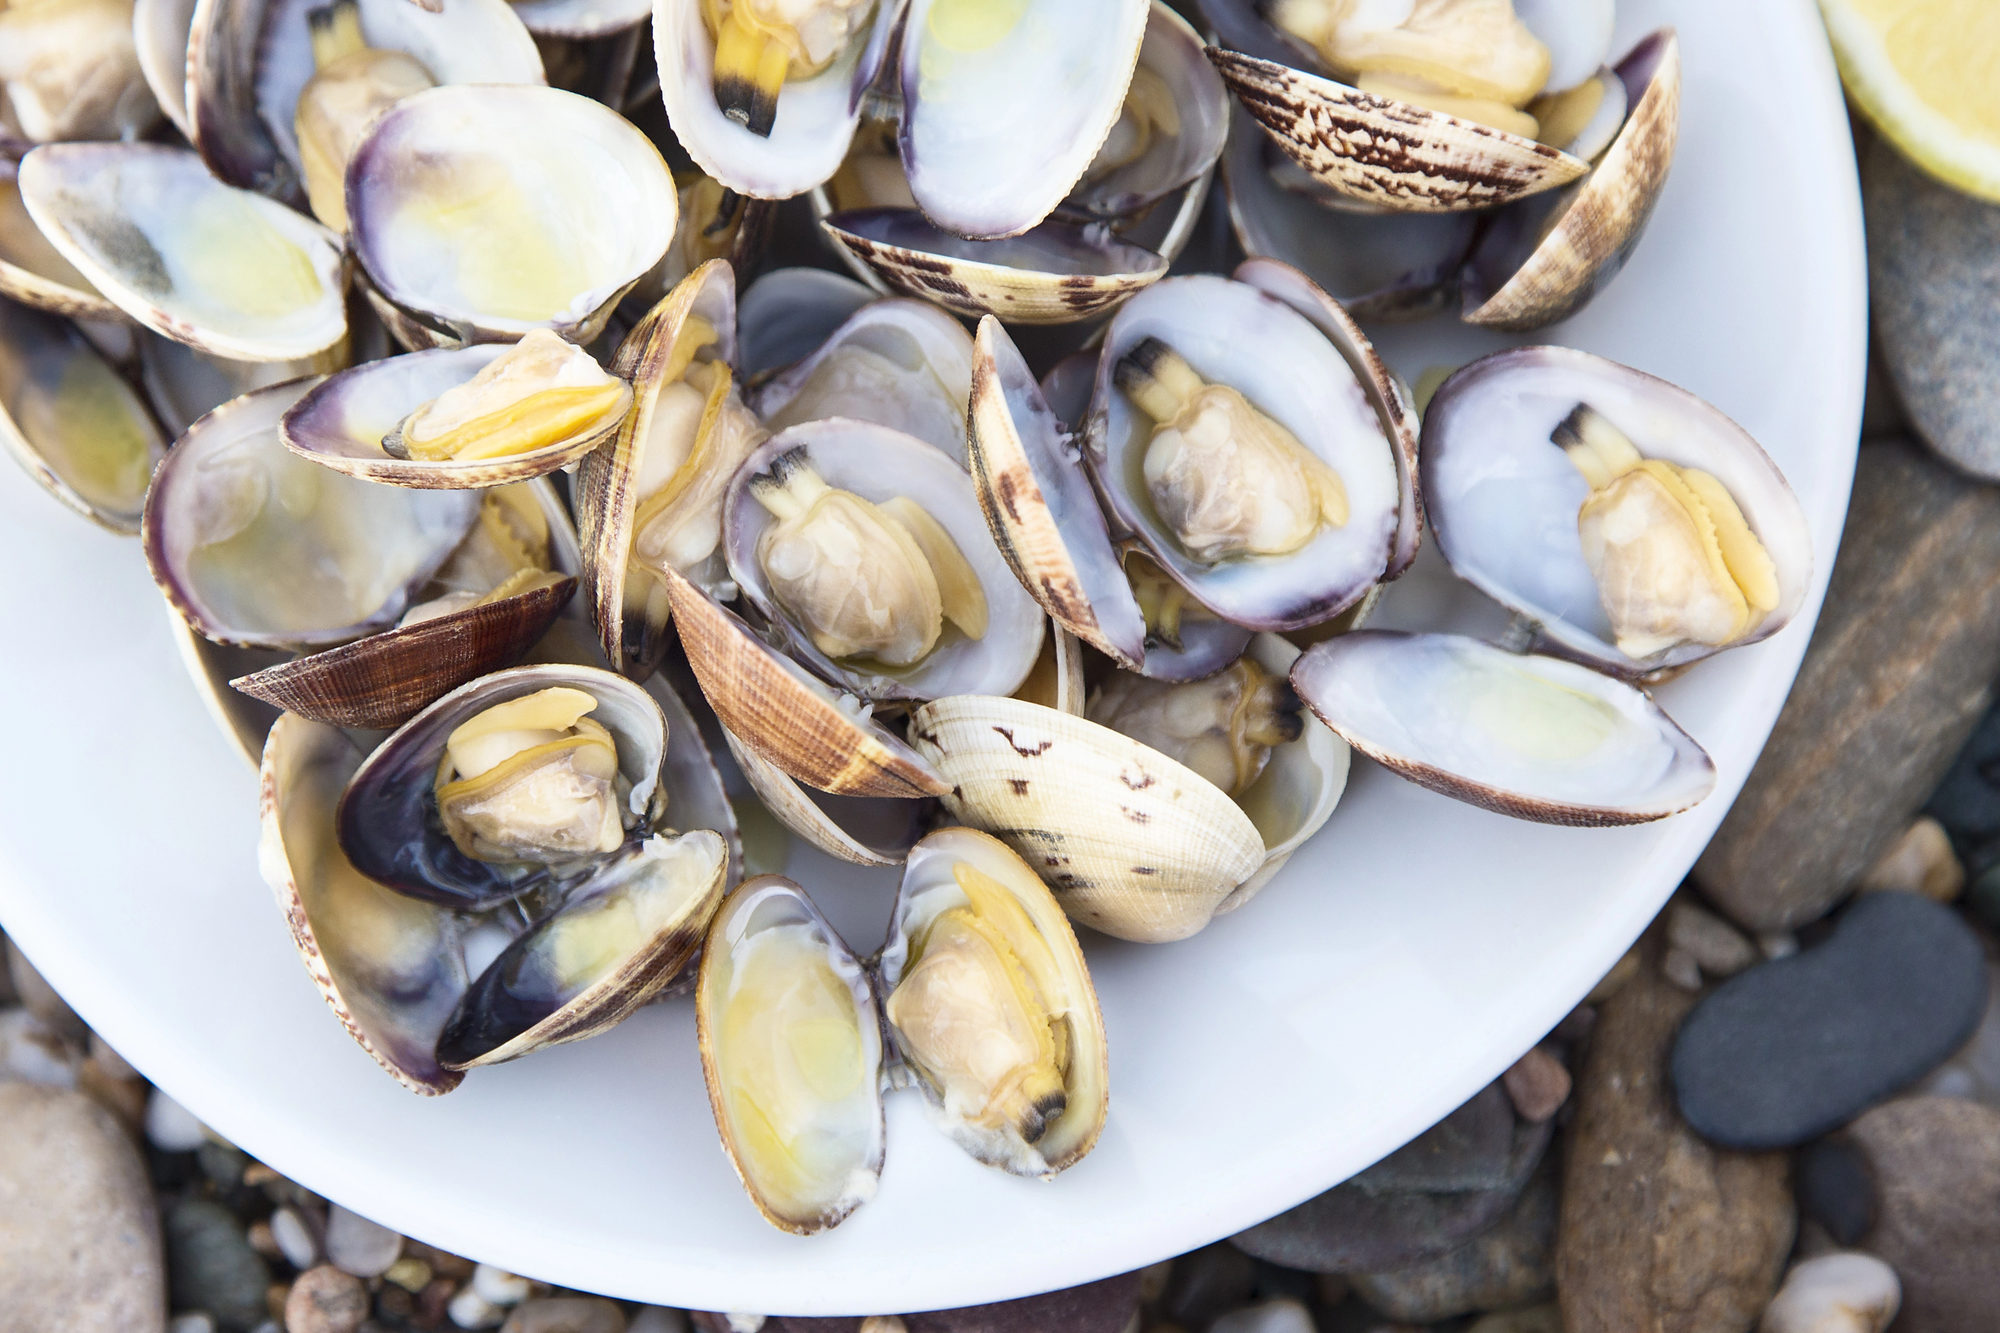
[
  {"left": 500, "top": 1296, "right": 626, "bottom": 1333},
  {"left": 144, "top": 1089, "right": 210, "bottom": 1153},
  {"left": 168, "top": 1315, "right": 217, "bottom": 1333},
  {"left": 1502, "top": 1046, "right": 1571, "bottom": 1124},
  {"left": 1668, "top": 900, "right": 1759, "bottom": 977},
  {"left": 626, "top": 1309, "right": 689, "bottom": 1333},
  {"left": 471, "top": 1264, "right": 533, "bottom": 1306},
  {"left": 323, "top": 1204, "right": 402, "bottom": 1279},
  {"left": 164, "top": 1196, "right": 272, "bottom": 1331},
  {"left": 284, "top": 1265, "right": 369, "bottom": 1333},
  {"left": 269, "top": 1207, "right": 320, "bottom": 1271},
  {"left": 1208, "top": 1299, "right": 1315, "bottom": 1333},
  {"left": 449, "top": 1286, "right": 507, "bottom": 1330},
  {"left": 1759, "top": 1251, "right": 1899, "bottom": 1333},
  {"left": 1858, "top": 816, "right": 1964, "bottom": 901},
  {"left": 1965, "top": 860, "right": 2000, "bottom": 934},
  {"left": 386, "top": 1257, "right": 433, "bottom": 1292},
  {"left": 1798, "top": 1139, "right": 1878, "bottom": 1247}
]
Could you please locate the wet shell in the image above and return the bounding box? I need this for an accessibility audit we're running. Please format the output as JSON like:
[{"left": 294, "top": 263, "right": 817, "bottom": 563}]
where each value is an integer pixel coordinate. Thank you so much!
[
  {"left": 750, "top": 298, "right": 974, "bottom": 462},
  {"left": 736, "top": 266, "right": 873, "bottom": 381}
]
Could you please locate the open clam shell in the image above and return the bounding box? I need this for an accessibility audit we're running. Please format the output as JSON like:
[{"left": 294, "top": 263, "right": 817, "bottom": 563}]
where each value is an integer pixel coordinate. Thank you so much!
[
  {"left": 133, "top": 0, "right": 199, "bottom": 138},
  {"left": 143, "top": 377, "right": 482, "bottom": 649},
  {"left": 652, "top": 0, "right": 901, "bottom": 201},
  {"left": 437, "top": 825, "right": 728, "bottom": 1068},
  {"left": 228, "top": 479, "right": 581, "bottom": 730},
  {"left": 966, "top": 315, "right": 1145, "bottom": 670},
  {"left": 281, "top": 343, "right": 631, "bottom": 488},
  {"left": 696, "top": 875, "right": 886, "bottom": 1235},
  {"left": 346, "top": 84, "right": 676, "bottom": 347},
  {"left": 1421, "top": 345, "right": 1812, "bottom": 677},
  {"left": 575, "top": 257, "right": 740, "bottom": 678},
  {"left": 139, "top": 333, "right": 348, "bottom": 438},
  {"left": 821, "top": 208, "right": 1168, "bottom": 326},
  {"left": 1085, "top": 271, "right": 1404, "bottom": 631},
  {"left": 879, "top": 827, "right": 1108, "bottom": 1176},
  {"left": 0, "top": 160, "right": 121, "bottom": 324},
  {"left": 258, "top": 712, "right": 469, "bottom": 1094},
  {"left": 0, "top": 297, "right": 167, "bottom": 533},
  {"left": 336, "top": 663, "right": 669, "bottom": 909},
  {"left": 720, "top": 725, "right": 927, "bottom": 868},
  {"left": 906, "top": 695, "right": 1265, "bottom": 943},
  {"left": 660, "top": 562, "right": 949, "bottom": 799},
  {"left": 736, "top": 266, "right": 873, "bottom": 381},
  {"left": 170, "top": 610, "right": 290, "bottom": 767},
  {"left": 723, "top": 421, "right": 1046, "bottom": 703},
  {"left": 897, "top": 0, "right": 1147, "bottom": 239},
  {"left": 1290, "top": 631, "right": 1716, "bottom": 825},
  {"left": 18, "top": 143, "right": 348, "bottom": 362},
  {"left": 1462, "top": 30, "right": 1681, "bottom": 331},
  {"left": 749, "top": 298, "right": 974, "bottom": 464}
]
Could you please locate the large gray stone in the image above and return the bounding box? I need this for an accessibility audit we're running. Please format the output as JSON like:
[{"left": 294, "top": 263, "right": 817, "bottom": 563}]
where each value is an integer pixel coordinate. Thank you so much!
[
  {"left": 1348, "top": 1162, "right": 1556, "bottom": 1321},
  {"left": 1695, "top": 440, "right": 2000, "bottom": 931},
  {"left": 0, "top": 1083, "right": 165, "bottom": 1333},
  {"left": 1867, "top": 138, "right": 2000, "bottom": 478}
]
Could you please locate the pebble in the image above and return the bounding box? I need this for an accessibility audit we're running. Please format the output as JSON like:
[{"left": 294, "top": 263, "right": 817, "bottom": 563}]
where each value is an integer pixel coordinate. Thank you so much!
[
  {"left": 1502, "top": 1048, "right": 1571, "bottom": 1124},
  {"left": 1759, "top": 1252, "right": 1900, "bottom": 1333},
  {"left": 283, "top": 1265, "right": 369, "bottom": 1333},
  {"left": 1797, "top": 1138, "right": 1878, "bottom": 1247},
  {"left": 1926, "top": 695, "right": 2000, "bottom": 856},
  {"left": 1350, "top": 1163, "right": 1555, "bottom": 1321},
  {"left": 899, "top": 1271, "right": 1141, "bottom": 1332},
  {"left": 1585, "top": 949, "right": 1640, "bottom": 1004},
  {"left": 0, "top": 1083, "right": 165, "bottom": 1333},
  {"left": 1467, "top": 1306, "right": 1562, "bottom": 1333},
  {"left": 450, "top": 1286, "right": 508, "bottom": 1330},
  {"left": 1207, "top": 1299, "right": 1315, "bottom": 1333},
  {"left": 472, "top": 1263, "right": 534, "bottom": 1306},
  {"left": 1919, "top": 964, "right": 2000, "bottom": 1106},
  {"left": 323, "top": 1204, "right": 402, "bottom": 1279},
  {"left": 386, "top": 1256, "right": 434, "bottom": 1292},
  {"left": 1694, "top": 439, "right": 2000, "bottom": 930},
  {"left": 1556, "top": 945, "right": 1793, "bottom": 1332},
  {"left": 164, "top": 1196, "right": 272, "bottom": 1331},
  {"left": 168, "top": 1316, "right": 216, "bottom": 1333},
  {"left": 0, "top": 1005, "right": 80, "bottom": 1086},
  {"left": 1667, "top": 900, "right": 1759, "bottom": 977},
  {"left": 1671, "top": 892, "right": 1987, "bottom": 1149},
  {"left": 500, "top": 1296, "right": 627, "bottom": 1333},
  {"left": 1965, "top": 862, "right": 2000, "bottom": 935},
  {"left": 1662, "top": 947, "right": 1704, "bottom": 992},
  {"left": 1158, "top": 1242, "right": 1257, "bottom": 1326},
  {"left": 628, "top": 1312, "right": 690, "bottom": 1333},
  {"left": 1758, "top": 931, "right": 1800, "bottom": 961},
  {"left": 1231, "top": 1082, "right": 1550, "bottom": 1272},
  {"left": 269, "top": 1206, "right": 320, "bottom": 1271},
  {"left": 145, "top": 1089, "right": 212, "bottom": 1153},
  {"left": 1836, "top": 1096, "right": 2000, "bottom": 1330},
  {"left": 1858, "top": 816, "right": 1964, "bottom": 901},
  {"left": 1864, "top": 137, "right": 2000, "bottom": 479},
  {"left": 859, "top": 1320, "right": 907, "bottom": 1333}
]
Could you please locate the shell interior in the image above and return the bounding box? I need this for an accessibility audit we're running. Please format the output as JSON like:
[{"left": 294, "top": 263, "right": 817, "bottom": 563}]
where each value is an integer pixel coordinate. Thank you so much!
[
  {"left": 18, "top": 143, "right": 348, "bottom": 362},
  {"left": 143, "top": 377, "right": 483, "bottom": 648},
  {"left": 509, "top": 0, "right": 651, "bottom": 38},
  {"left": 736, "top": 266, "right": 873, "bottom": 380},
  {"left": 696, "top": 875, "right": 886, "bottom": 1234},
  {"left": 0, "top": 161, "right": 117, "bottom": 321},
  {"left": 1063, "top": 1, "right": 1229, "bottom": 222},
  {"left": 720, "top": 725, "right": 924, "bottom": 869},
  {"left": 133, "top": 0, "right": 199, "bottom": 136},
  {"left": 1289, "top": 631, "right": 1716, "bottom": 825}
]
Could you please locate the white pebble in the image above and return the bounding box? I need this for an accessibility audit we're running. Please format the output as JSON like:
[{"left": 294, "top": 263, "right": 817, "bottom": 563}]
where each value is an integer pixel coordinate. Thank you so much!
[
  {"left": 168, "top": 1315, "right": 217, "bottom": 1333},
  {"left": 270, "top": 1206, "right": 320, "bottom": 1270},
  {"left": 1210, "top": 1299, "right": 1317, "bottom": 1333},
  {"left": 1668, "top": 901, "right": 1759, "bottom": 977},
  {"left": 143, "top": 1088, "right": 210, "bottom": 1151},
  {"left": 1760, "top": 1252, "right": 1900, "bottom": 1333},
  {"left": 471, "top": 1262, "right": 532, "bottom": 1306},
  {"left": 0, "top": 1009, "right": 78, "bottom": 1087},
  {"left": 324, "top": 1204, "right": 402, "bottom": 1278},
  {"left": 450, "top": 1287, "right": 507, "bottom": 1330},
  {"left": 626, "top": 1310, "right": 688, "bottom": 1333}
]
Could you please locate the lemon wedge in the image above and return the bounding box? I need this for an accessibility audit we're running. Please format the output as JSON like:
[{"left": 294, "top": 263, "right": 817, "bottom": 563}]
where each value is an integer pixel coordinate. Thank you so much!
[{"left": 1819, "top": 0, "right": 2000, "bottom": 202}]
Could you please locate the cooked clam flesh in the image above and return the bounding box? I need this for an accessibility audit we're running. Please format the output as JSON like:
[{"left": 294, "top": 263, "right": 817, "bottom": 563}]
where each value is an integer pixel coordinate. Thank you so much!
[
  {"left": 0, "top": 0, "right": 154, "bottom": 143},
  {"left": 383, "top": 330, "right": 627, "bottom": 463},
  {"left": 702, "top": 0, "right": 876, "bottom": 137},
  {"left": 1114, "top": 336, "right": 1348, "bottom": 564},
  {"left": 1557, "top": 404, "right": 1779, "bottom": 659},
  {"left": 398, "top": 486, "right": 561, "bottom": 625},
  {"left": 1088, "top": 657, "right": 1304, "bottom": 798},
  {"left": 749, "top": 449, "right": 987, "bottom": 668},
  {"left": 434, "top": 686, "right": 628, "bottom": 865},
  {"left": 885, "top": 861, "right": 1069, "bottom": 1145},
  {"left": 295, "top": 0, "right": 435, "bottom": 232}
]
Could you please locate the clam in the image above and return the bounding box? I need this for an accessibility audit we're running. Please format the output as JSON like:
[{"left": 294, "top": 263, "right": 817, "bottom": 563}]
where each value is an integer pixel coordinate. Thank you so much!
[
  {"left": 17, "top": 143, "right": 349, "bottom": 362},
  {"left": 282, "top": 333, "right": 631, "bottom": 488},
  {"left": 723, "top": 420, "right": 1046, "bottom": 702},
  {"left": 735, "top": 265, "right": 872, "bottom": 380},
  {"left": 172, "top": 611, "right": 290, "bottom": 766},
  {"left": 227, "top": 480, "right": 580, "bottom": 729},
  {"left": 1290, "top": 630, "right": 1715, "bottom": 825},
  {"left": 820, "top": 208, "right": 1168, "bottom": 326},
  {"left": 695, "top": 874, "right": 885, "bottom": 1234},
  {"left": 575, "top": 259, "right": 764, "bottom": 676},
  {"left": 1064, "top": 3, "right": 1228, "bottom": 226},
  {"left": 139, "top": 333, "right": 347, "bottom": 437},
  {"left": 0, "top": 0, "right": 159, "bottom": 143},
  {"left": 0, "top": 159, "right": 120, "bottom": 324},
  {"left": 1199, "top": 0, "right": 1592, "bottom": 212},
  {"left": 0, "top": 296, "right": 167, "bottom": 533},
  {"left": 1085, "top": 267, "right": 1410, "bottom": 632},
  {"left": 346, "top": 84, "right": 677, "bottom": 348},
  {"left": 1462, "top": 29, "right": 1681, "bottom": 331},
  {"left": 143, "top": 377, "right": 483, "bottom": 650},
  {"left": 1421, "top": 345, "right": 1812, "bottom": 677},
  {"left": 749, "top": 297, "right": 973, "bottom": 462},
  {"left": 719, "top": 724, "right": 928, "bottom": 867},
  {"left": 131, "top": 0, "right": 197, "bottom": 136}
]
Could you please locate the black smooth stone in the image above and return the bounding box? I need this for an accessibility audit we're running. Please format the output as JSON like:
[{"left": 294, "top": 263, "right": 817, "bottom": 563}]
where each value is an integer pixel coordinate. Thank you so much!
[
  {"left": 1926, "top": 699, "right": 2000, "bottom": 854},
  {"left": 1670, "top": 892, "right": 1987, "bottom": 1150},
  {"left": 1797, "top": 1137, "right": 1878, "bottom": 1246}
]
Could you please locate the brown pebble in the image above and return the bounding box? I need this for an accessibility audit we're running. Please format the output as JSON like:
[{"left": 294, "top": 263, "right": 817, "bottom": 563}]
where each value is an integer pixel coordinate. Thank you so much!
[
  {"left": 376, "top": 1282, "right": 416, "bottom": 1322},
  {"left": 73, "top": 1059, "right": 148, "bottom": 1137},
  {"left": 417, "top": 1276, "right": 457, "bottom": 1328},
  {"left": 858, "top": 1319, "right": 907, "bottom": 1333},
  {"left": 500, "top": 1296, "right": 625, "bottom": 1333},
  {"left": 267, "top": 1280, "right": 291, "bottom": 1322},
  {"left": 248, "top": 1220, "right": 281, "bottom": 1260},
  {"left": 1859, "top": 815, "right": 1964, "bottom": 901},
  {"left": 1502, "top": 1047, "right": 1572, "bottom": 1123},
  {"left": 406, "top": 1240, "right": 476, "bottom": 1281},
  {"left": 286, "top": 1265, "right": 369, "bottom": 1333},
  {"left": 1315, "top": 1272, "right": 1351, "bottom": 1307}
]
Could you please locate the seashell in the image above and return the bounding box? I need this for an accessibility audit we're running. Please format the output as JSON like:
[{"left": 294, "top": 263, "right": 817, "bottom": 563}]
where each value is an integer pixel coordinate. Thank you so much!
[
  {"left": 0, "top": 160, "right": 122, "bottom": 324},
  {"left": 750, "top": 298, "right": 973, "bottom": 463}
]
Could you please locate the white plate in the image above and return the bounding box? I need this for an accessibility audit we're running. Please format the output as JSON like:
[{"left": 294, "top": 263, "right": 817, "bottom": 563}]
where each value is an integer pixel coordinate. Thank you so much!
[{"left": 0, "top": 0, "right": 1863, "bottom": 1315}]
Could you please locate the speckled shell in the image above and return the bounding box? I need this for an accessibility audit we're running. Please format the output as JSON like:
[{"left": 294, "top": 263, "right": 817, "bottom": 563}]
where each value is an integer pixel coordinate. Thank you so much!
[
  {"left": 821, "top": 209, "right": 1168, "bottom": 326},
  {"left": 1206, "top": 47, "right": 1587, "bottom": 213},
  {"left": 1462, "top": 30, "right": 1682, "bottom": 330},
  {"left": 906, "top": 695, "right": 1265, "bottom": 943}
]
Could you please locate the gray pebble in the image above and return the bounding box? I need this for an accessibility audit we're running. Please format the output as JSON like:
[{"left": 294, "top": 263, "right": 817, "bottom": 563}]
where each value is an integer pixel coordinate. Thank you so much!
[
  {"left": 1349, "top": 1163, "right": 1556, "bottom": 1321},
  {"left": 270, "top": 1206, "right": 320, "bottom": 1271},
  {"left": 500, "top": 1296, "right": 626, "bottom": 1333},
  {"left": 144, "top": 1089, "right": 210, "bottom": 1153},
  {"left": 164, "top": 1196, "right": 271, "bottom": 1331},
  {"left": 1208, "top": 1299, "right": 1315, "bottom": 1333},
  {"left": 167, "top": 1316, "right": 216, "bottom": 1333},
  {"left": 323, "top": 1204, "right": 402, "bottom": 1279},
  {"left": 1667, "top": 901, "right": 1759, "bottom": 978},
  {"left": 1662, "top": 947, "right": 1704, "bottom": 992},
  {"left": 627, "top": 1311, "right": 690, "bottom": 1333}
]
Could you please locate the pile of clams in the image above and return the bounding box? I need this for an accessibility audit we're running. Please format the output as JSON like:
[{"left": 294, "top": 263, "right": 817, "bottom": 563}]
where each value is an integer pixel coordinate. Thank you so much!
[{"left": 1, "top": 0, "right": 1812, "bottom": 1231}]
